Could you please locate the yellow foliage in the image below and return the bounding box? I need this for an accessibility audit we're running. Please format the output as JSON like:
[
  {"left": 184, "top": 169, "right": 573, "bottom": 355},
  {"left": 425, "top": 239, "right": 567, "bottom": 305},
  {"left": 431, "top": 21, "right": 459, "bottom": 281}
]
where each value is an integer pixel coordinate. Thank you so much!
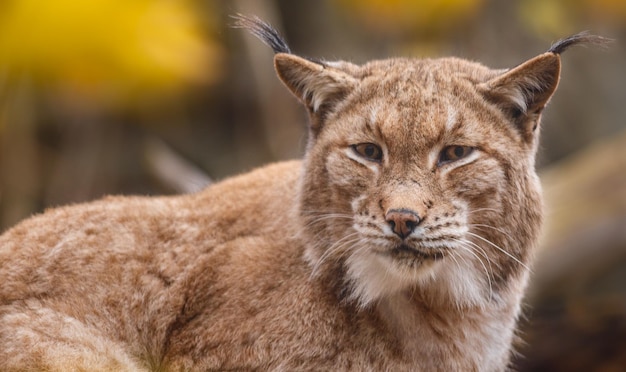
[
  {"left": 519, "top": 0, "right": 626, "bottom": 39},
  {"left": 0, "top": 0, "right": 221, "bottom": 105},
  {"left": 335, "top": 0, "right": 484, "bottom": 36},
  {"left": 519, "top": 0, "right": 577, "bottom": 37},
  {"left": 586, "top": 0, "right": 626, "bottom": 21}
]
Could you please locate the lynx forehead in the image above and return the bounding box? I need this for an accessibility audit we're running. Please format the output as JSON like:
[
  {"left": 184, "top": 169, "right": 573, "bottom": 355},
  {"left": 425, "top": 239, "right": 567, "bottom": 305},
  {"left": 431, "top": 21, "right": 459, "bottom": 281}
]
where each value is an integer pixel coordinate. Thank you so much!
[{"left": 0, "top": 15, "right": 610, "bottom": 371}]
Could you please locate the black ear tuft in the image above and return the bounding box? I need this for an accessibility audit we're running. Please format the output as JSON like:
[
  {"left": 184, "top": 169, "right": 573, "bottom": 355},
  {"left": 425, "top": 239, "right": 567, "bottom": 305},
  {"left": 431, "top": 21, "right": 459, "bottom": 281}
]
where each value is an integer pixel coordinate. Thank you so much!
[
  {"left": 548, "top": 31, "right": 613, "bottom": 55},
  {"left": 231, "top": 14, "right": 291, "bottom": 55},
  {"left": 232, "top": 14, "right": 358, "bottom": 134}
]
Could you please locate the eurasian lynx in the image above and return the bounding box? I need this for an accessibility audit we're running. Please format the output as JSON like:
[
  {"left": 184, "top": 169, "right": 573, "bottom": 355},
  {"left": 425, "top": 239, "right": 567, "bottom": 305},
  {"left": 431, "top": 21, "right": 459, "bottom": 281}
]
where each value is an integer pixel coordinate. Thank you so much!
[{"left": 0, "top": 16, "right": 608, "bottom": 371}]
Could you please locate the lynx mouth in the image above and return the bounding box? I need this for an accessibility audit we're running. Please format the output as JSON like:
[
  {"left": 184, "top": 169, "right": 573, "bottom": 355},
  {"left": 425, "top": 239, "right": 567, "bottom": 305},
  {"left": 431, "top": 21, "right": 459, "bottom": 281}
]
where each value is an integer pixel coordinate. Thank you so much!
[{"left": 389, "top": 244, "right": 446, "bottom": 261}]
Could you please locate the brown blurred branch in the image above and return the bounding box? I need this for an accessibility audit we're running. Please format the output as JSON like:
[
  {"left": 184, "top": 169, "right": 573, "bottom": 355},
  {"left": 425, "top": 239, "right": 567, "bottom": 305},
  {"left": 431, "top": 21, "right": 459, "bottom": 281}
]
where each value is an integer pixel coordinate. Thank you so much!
[
  {"left": 233, "top": 0, "right": 304, "bottom": 160},
  {"left": 0, "top": 77, "right": 40, "bottom": 230},
  {"left": 144, "top": 138, "right": 211, "bottom": 194}
]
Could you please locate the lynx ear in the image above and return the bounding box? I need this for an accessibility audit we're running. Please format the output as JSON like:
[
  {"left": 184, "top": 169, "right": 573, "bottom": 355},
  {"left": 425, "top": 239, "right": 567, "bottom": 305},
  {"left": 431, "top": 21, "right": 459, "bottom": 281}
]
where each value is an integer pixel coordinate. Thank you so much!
[
  {"left": 274, "top": 54, "right": 358, "bottom": 124},
  {"left": 479, "top": 53, "right": 561, "bottom": 141},
  {"left": 233, "top": 14, "right": 358, "bottom": 133},
  {"left": 479, "top": 32, "right": 612, "bottom": 142}
]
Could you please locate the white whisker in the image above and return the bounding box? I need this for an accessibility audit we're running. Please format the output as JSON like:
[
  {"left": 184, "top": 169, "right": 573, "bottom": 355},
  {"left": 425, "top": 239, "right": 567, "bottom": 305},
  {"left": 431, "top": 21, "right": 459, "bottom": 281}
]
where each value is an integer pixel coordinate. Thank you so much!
[
  {"left": 470, "top": 224, "right": 515, "bottom": 243},
  {"left": 466, "top": 232, "right": 532, "bottom": 273},
  {"left": 466, "top": 208, "right": 500, "bottom": 215},
  {"left": 310, "top": 232, "right": 361, "bottom": 279},
  {"left": 303, "top": 213, "right": 353, "bottom": 229},
  {"left": 453, "top": 238, "right": 493, "bottom": 301}
]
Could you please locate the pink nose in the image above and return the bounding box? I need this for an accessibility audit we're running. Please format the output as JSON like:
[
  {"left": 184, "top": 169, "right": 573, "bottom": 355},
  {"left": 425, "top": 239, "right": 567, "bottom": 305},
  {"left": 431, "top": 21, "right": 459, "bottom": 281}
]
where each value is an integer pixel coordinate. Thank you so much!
[{"left": 385, "top": 209, "right": 421, "bottom": 239}]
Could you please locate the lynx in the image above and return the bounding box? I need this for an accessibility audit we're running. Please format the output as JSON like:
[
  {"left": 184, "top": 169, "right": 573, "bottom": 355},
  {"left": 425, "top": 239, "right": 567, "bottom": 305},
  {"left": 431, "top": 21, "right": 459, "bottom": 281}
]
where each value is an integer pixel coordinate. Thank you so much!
[{"left": 0, "top": 16, "right": 608, "bottom": 371}]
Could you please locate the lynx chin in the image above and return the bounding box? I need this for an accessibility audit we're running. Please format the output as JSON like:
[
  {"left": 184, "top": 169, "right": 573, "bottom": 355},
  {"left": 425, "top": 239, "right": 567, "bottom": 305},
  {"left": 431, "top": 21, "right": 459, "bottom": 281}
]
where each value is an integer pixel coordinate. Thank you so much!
[{"left": 0, "top": 16, "right": 610, "bottom": 371}]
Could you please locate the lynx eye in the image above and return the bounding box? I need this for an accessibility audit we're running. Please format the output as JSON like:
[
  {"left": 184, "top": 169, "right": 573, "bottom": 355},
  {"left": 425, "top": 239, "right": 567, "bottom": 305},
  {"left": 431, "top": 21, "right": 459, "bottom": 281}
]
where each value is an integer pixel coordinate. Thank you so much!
[
  {"left": 438, "top": 145, "right": 474, "bottom": 166},
  {"left": 352, "top": 143, "right": 383, "bottom": 162}
]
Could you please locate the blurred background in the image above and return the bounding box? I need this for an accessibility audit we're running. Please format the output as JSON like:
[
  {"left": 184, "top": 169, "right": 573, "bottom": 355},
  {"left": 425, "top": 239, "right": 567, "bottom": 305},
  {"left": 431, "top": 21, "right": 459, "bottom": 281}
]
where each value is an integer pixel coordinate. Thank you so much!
[{"left": 0, "top": 0, "right": 624, "bottom": 369}]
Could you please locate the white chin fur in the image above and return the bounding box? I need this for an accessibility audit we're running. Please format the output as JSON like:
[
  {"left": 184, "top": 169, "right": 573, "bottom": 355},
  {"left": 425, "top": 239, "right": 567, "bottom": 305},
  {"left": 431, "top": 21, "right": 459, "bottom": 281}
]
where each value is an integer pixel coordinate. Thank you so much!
[
  {"left": 345, "top": 247, "right": 493, "bottom": 309},
  {"left": 344, "top": 249, "right": 436, "bottom": 308}
]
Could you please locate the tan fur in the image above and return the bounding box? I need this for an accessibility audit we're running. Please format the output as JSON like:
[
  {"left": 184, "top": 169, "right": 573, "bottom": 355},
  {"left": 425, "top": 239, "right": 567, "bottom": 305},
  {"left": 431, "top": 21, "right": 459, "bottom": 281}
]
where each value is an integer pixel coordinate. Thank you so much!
[{"left": 0, "top": 22, "right": 600, "bottom": 371}]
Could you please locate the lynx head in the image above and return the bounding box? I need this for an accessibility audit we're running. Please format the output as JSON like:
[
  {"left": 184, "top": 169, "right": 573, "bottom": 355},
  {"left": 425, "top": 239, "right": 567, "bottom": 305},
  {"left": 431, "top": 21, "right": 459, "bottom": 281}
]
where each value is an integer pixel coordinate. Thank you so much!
[{"left": 236, "top": 16, "right": 610, "bottom": 309}]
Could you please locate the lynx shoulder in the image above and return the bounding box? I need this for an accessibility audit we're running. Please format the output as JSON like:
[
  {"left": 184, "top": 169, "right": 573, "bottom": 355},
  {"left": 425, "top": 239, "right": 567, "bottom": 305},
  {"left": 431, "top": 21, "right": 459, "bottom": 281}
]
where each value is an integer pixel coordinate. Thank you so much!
[{"left": 0, "top": 16, "right": 610, "bottom": 371}]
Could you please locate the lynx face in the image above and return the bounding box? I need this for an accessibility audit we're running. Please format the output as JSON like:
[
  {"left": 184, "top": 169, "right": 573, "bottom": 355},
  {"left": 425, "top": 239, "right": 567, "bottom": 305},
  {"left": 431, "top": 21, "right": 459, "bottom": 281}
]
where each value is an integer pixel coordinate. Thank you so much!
[{"left": 299, "top": 59, "right": 543, "bottom": 308}]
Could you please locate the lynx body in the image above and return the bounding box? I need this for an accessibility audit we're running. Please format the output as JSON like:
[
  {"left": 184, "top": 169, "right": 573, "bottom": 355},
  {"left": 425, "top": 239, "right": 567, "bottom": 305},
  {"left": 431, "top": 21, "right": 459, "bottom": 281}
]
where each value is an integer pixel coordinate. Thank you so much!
[{"left": 0, "top": 18, "right": 607, "bottom": 371}]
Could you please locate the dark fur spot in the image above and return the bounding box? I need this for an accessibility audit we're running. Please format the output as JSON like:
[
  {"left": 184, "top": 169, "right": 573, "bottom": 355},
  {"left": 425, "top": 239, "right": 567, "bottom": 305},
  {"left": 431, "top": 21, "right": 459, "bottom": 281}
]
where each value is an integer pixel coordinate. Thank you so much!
[{"left": 148, "top": 270, "right": 173, "bottom": 287}]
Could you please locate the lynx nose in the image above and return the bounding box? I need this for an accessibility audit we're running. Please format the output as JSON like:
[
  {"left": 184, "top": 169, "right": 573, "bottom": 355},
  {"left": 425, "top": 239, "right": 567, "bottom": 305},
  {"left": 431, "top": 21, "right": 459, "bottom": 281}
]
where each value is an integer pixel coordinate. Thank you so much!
[{"left": 385, "top": 209, "right": 421, "bottom": 239}]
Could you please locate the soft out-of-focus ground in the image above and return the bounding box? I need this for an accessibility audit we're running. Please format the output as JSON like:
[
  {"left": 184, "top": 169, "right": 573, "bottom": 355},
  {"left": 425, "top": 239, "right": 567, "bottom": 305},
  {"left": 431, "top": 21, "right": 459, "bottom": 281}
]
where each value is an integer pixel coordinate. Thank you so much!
[{"left": 0, "top": 1, "right": 624, "bottom": 369}]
